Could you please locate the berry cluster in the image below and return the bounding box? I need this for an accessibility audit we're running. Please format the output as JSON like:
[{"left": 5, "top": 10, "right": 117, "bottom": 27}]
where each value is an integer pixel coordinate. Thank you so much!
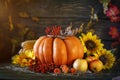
[
  {"left": 45, "top": 26, "right": 61, "bottom": 36},
  {"left": 29, "top": 59, "right": 77, "bottom": 74},
  {"left": 54, "top": 65, "right": 77, "bottom": 75},
  {"left": 29, "top": 59, "right": 56, "bottom": 73}
]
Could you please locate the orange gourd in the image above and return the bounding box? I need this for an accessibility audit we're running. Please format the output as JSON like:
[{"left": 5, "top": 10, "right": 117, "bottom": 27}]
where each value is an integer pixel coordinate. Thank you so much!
[{"left": 33, "top": 36, "right": 84, "bottom": 66}]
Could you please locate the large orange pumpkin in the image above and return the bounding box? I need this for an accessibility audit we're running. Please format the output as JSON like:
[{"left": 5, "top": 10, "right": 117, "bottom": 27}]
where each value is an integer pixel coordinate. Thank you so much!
[{"left": 33, "top": 36, "right": 84, "bottom": 66}]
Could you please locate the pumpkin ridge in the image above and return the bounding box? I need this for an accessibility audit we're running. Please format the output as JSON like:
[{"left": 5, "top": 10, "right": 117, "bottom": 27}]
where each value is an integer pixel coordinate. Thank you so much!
[
  {"left": 43, "top": 37, "right": 53, "bottom": 64},
  {"left": 38, "top": 38, "right": 46, "bottom": 64},
  {"left": 71, "top": 36, "right": 84, "bottom": 58},
  {"left": 53, "top": 38, "right": 67, "bottom": 66},
  {"left": 33, "top": 36, "right": 46, "bottom": 63},
  {"left": 64, "top": 36, "right": 76, "bottom": 65},
  {"left": 64, "top": 36, "right": 84, "bottom": 65}
]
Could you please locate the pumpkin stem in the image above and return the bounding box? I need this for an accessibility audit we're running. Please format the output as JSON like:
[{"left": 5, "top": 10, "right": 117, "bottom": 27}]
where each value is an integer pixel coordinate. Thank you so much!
[{"left": 47, "top": 35, "right": 65, "bottom": 39}]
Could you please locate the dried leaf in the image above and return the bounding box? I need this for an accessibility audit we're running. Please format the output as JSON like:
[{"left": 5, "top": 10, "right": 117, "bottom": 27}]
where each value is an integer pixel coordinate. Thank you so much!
[
  {"left": 67, "top": 30, "right": 73, "bottom": 36},
  {"left": 60, "top": 30, "right": 62, "bottom": 35},
  {"left": 72, "top": 29, "right": 75, "bottom": 36},
  {"left": 78, "top": 23, "right": 84, "bottom": 33},
  {"left": 66, "top": 26, "right": 71, "bottom": 32},
  {"left": 93, "top": 13, "right": 98, "bottom": 22},
  {"left": 75, "top": 28, "right": 78, "bottom": 34},
  {"left": 86, "top": 20, "right": 93, "bottom": 29},
  {"left": 91, "top": 14, "right": 99, "bottom": 22},
  {"left": 90, "top": 8, "right": 99, "bottom": 22},
  {"left": 91, "top": 8, "right": 94, "bottom": 15}
]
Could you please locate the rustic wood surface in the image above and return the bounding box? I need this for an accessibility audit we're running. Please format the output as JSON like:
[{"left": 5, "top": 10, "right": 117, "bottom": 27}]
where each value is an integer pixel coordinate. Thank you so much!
[{"left": 0, "top": 63, "right": 120, "bottom": 80}]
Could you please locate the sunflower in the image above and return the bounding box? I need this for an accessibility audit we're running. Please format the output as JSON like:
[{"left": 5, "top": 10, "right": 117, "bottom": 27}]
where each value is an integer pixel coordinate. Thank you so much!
[
  {"left": 12, "top": 50, "right": 35, "bottom": 67},
  {"left": 97, "top": 49, "right": 115, "bottom": 69},
  {"left": 80, "top": 32, "right": 104, "bottom": 55}
]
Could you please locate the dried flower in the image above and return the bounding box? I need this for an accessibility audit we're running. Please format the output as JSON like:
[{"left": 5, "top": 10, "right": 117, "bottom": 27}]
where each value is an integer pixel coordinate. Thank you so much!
[
  {"left": 45, "top": 26, "right": 61, "bottom": 36},
  {"left": 70, "top": 68, "right": 76, "bottom": 75},
  {"left": 60, "top": 65, "right": 69, "bottom": 74},
  {"left": 105, "top": 3, "right": 120, "bottom": 22},
  {"left": 54, "top": 68, "right": 61, "bottom": 74}
]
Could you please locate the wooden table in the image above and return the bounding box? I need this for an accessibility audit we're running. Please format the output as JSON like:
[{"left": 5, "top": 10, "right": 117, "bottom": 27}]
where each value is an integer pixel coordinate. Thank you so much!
[{"left": 0, "top": 63, "right": 120, "bottom": 80}]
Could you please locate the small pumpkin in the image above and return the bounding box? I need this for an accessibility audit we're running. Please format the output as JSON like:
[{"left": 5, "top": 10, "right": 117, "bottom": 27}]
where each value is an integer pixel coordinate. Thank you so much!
[{"left": 33, "top": 35, "right": 84, "bottom": 66}]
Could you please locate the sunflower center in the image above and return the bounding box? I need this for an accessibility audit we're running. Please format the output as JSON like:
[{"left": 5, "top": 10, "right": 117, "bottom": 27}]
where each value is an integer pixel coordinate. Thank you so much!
[
  {"left": 85, "top": 40, "right": 96, "bottom": 50},
  {"left": 99, "top": 55, "right": 107, "bottom": 65}
]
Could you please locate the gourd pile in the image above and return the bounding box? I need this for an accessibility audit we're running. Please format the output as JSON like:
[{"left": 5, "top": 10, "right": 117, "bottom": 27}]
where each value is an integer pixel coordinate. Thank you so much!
[{"left": 12, "top": 25, "right": 115, "bottom": 75}]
